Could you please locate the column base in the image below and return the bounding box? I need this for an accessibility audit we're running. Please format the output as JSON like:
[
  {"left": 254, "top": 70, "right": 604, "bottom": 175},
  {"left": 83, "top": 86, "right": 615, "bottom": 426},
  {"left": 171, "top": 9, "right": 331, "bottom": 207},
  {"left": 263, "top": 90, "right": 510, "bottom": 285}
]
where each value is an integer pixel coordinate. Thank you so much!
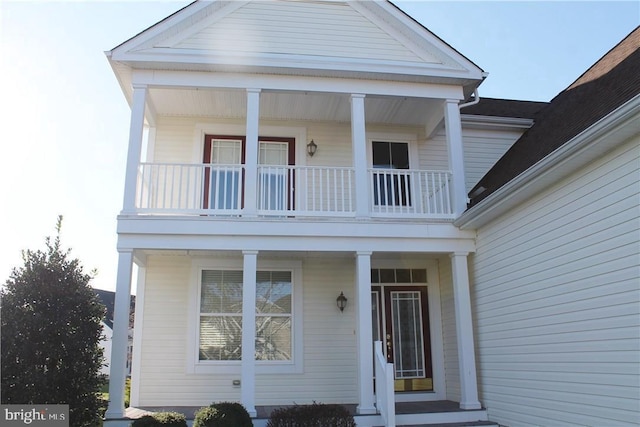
[
  {"left": 459, "top": 401, "right": 482, "bottom": 410},
  {"left": 356, "top": 405, "right": 377, "bottom": 415}
]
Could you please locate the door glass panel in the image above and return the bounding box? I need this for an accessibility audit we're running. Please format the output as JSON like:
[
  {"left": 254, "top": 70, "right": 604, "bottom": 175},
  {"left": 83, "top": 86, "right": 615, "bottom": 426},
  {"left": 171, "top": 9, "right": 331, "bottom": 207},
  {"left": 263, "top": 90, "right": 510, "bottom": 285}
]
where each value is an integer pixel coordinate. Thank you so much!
[
  {"left": 206, "top": 139, "right": 242, "bottom": 210},
  {"left": 258, "top": 141, "right": 289, "bottom": 210},
  {"left": 391, "top": 291, "right": 425, "bottom": 379}
]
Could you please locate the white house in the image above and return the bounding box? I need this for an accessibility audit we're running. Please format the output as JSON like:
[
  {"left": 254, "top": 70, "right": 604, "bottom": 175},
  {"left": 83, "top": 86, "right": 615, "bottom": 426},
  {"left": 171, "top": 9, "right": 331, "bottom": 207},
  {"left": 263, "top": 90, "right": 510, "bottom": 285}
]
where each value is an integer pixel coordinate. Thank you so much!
[{"left": 103, "top": 1, "right": 639, "bottom": 425}]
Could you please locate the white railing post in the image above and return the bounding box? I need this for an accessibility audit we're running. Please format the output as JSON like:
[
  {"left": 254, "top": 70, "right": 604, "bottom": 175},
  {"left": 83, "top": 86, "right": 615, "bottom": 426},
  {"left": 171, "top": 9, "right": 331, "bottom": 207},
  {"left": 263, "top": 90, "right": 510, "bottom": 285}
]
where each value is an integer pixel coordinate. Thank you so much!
[{"left": 374, "top": 341, "right": 396, "bottom": 427}]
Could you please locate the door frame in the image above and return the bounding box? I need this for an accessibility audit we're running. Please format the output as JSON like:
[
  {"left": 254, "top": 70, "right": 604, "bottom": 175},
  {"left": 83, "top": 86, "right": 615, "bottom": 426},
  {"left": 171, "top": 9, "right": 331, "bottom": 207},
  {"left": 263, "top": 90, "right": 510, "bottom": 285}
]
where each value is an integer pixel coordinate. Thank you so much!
[
  {"left": 202, "top": 134, "right": 296, "bottom": 211},
  {"left": 371, "top": 259, "right": 446, "bottom": 402}
]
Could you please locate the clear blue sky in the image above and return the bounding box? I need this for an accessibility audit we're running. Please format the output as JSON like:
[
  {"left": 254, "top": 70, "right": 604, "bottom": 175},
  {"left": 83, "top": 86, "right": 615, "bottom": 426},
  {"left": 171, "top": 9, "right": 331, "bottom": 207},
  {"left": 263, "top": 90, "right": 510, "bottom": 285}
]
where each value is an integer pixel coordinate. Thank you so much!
[{"left": 1, "top": 1, "right": 638, "bottom": 291}]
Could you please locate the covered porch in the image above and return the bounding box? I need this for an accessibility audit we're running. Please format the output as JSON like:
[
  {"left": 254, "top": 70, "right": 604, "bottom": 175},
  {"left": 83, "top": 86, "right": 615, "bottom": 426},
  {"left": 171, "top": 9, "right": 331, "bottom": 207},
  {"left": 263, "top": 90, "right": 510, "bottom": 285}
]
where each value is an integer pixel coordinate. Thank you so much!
[{"left": 105, "top": 245, "right": 483, "bottom": 426}]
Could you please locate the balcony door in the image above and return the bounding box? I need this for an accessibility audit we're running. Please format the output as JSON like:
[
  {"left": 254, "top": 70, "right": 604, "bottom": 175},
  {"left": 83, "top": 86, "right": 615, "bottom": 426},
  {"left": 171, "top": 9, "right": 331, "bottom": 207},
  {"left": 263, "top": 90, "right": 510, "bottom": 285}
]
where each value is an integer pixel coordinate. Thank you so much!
[
  {"left": 203, "top": 135, "right": 295, "bottom": 211},
  {"left": 372, "top": 270, "right": 433, "bottom": 392},
  {"left": 372, "top": 141, "right": 412, "bottom": 208}
]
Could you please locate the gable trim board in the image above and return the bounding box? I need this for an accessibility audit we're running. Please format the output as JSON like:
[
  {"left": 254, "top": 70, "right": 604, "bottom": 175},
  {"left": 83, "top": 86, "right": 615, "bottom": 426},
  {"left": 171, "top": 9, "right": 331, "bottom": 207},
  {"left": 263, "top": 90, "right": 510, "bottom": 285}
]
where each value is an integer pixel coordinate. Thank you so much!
[
  {"left": 106, "top": 0, "right": 485, "bottom": 109},
  {"left": 455, "top": 93, "right": 640, "bottom": 229}
]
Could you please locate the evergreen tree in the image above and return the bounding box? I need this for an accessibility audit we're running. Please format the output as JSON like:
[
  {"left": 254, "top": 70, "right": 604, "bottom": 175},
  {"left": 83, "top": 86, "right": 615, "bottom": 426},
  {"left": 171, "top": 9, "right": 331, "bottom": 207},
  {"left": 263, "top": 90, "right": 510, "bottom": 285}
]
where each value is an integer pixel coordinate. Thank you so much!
[{"left": 1, "top": 216, "right": 106, "bottom": 426}]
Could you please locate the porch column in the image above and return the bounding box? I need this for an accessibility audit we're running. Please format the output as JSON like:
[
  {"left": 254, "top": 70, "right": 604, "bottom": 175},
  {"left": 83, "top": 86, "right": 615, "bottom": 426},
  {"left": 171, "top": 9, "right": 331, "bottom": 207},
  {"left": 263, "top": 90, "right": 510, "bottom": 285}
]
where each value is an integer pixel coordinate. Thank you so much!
[
  {"left": 450, "top": 252, "right": 481, "bottom": 410},
  {"left": 244, "top": 88, "right": 261, "bottom": 217},
  {"left": 105, "top": 249, "right": 134, "bottom": 419},
  {"left": 444, "top": 99, "right": 467, "bottom": 217},
  {"left": 241, "top": 250, "right": 258, "bottom": 417},
  {"left": 355, "top": 251, "right": 376, "bottom": 414},
  {"left": 122, "top": 84, "right": 147, "bottom": 213},
  {"left": 351, "top": 94, "right": 369, "bottom": 218}
]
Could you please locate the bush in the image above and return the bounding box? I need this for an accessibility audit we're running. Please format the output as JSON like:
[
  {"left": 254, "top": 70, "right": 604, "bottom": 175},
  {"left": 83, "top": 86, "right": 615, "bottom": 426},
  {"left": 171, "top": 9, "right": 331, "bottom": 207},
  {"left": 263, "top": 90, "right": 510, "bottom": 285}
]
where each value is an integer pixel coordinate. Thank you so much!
[
  {"left": 1, "top": 217, "right": 106, "bottom": 426},
  {"left": 131, "top": 412, "right": 187, "bottom": 427},
  {"left": 266, "top": 403, "right": 356, "bottom": 427},
  {"left": 193, "top": 402, "right": 252, "bottom": 427}
]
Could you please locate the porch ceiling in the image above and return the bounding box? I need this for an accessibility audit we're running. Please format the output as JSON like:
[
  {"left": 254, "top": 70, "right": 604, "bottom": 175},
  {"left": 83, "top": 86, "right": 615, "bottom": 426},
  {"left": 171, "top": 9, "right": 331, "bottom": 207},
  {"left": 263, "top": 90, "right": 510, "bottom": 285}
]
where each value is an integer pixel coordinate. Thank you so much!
[{"left": 147, "top": 87, "right": 443, "bottom": 126}]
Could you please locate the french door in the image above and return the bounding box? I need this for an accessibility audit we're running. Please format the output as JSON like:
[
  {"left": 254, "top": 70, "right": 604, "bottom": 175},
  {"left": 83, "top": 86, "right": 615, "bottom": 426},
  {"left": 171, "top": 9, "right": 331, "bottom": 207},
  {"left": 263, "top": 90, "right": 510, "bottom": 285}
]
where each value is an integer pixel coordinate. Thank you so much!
[
  {"left": 372, "top": 285, "right": 433, "bottom": 392},
  {"left": 203, "top": 135, "right": 295, "bottom": 211}
]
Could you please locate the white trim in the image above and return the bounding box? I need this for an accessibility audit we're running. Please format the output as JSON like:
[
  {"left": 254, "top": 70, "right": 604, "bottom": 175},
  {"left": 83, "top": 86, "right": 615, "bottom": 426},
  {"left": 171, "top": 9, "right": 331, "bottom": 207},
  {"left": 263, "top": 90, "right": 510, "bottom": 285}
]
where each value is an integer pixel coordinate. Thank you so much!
[
  {"left": 188, "top": 257, "right": 304, "bottom": 375},
  {"left": 132, "top": 69, "right": 465, "bottom": 100},
  {"left": 366, "top": 131, "right": 419, "bottom": 169},
  {"left": 129, "top": 259, "right": 147, "bottom": 407},
  {"left": 460, "top": 114, "right": 535, "bottom": 130}
]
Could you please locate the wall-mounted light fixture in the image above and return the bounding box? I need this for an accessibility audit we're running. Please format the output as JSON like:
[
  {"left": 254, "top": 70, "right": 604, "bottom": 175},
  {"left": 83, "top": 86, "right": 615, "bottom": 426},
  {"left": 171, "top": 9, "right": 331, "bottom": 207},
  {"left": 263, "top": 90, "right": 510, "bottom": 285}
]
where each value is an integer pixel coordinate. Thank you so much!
[
  {"left": 336, "top": 292, "right": 347, "bottom": 312},
  {"left": 306, "top": 140, "right": 318, "bottom": 157}
]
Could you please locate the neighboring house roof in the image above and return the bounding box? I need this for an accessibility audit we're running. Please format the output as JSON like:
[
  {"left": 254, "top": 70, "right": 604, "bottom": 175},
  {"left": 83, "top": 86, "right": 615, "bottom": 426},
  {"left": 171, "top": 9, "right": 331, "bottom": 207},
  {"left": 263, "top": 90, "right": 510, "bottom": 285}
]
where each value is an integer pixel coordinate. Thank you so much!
[
  {"left": 467, "top": 26, "right": 640, "bottom": 206},
  {"left": 95, "top": 289, "right": 135, "bottom": 330},
  {"left": 461, "top": 98, "right": 548, "bottom": 120}
]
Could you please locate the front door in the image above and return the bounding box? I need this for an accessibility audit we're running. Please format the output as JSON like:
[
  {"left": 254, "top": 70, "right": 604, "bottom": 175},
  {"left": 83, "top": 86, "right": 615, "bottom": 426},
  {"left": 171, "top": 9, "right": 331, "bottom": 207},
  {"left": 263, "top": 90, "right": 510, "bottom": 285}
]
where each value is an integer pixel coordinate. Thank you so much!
[{"left": 372, "top": 283, "right": 433, "bottom": 392}]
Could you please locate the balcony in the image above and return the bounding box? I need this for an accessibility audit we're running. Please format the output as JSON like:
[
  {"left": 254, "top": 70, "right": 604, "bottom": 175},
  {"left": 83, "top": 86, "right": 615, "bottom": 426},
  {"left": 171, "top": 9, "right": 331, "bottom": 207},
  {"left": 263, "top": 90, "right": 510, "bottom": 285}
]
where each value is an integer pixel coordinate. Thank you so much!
[{"left": 134, "top": 163, "right": 453, "bottom": 219}]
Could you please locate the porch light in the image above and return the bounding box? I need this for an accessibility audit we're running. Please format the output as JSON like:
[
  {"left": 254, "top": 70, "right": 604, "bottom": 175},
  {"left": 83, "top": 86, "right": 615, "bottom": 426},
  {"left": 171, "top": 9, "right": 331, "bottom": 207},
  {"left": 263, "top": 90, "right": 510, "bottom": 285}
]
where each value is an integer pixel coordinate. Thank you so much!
[
  {"left": 307, "top": 140, "right": 318, "bottom": 157},
  {"left": 336, "top": 292, "right": 347, "bottom": 312}
]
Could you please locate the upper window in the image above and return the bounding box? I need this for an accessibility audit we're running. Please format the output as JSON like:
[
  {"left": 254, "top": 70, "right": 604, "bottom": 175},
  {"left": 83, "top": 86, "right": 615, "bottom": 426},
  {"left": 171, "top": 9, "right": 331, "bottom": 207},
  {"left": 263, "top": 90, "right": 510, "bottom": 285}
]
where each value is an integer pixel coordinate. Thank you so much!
[
  {"left": 198, "top": 269, "right": 293, "bottom": 362},
  {"left": 371, "top": 141, "right": 411, "bottom": 207}
]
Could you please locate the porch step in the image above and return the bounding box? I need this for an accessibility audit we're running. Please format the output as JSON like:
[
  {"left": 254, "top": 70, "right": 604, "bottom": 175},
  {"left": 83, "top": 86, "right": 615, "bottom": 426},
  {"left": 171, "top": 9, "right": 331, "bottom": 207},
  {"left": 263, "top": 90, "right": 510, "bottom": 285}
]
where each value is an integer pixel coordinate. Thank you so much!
[{"left": 353, "top": 400, "right": 490, "bottom": 427}]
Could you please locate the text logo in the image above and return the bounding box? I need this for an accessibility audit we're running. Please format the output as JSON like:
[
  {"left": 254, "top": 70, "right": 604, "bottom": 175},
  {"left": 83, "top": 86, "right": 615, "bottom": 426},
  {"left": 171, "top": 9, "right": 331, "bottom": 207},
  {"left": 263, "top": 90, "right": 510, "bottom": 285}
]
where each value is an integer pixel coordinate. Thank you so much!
[{"left": 1, "top": 405, "right": 68, "bottom": 426}]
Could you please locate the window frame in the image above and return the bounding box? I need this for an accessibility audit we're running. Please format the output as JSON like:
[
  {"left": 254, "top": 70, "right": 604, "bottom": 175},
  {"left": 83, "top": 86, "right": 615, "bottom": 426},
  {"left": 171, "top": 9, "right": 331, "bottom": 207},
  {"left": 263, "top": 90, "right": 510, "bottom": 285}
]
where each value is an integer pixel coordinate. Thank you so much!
[{"left": 188, "top": 258, "right": 304, "bottom": 375}]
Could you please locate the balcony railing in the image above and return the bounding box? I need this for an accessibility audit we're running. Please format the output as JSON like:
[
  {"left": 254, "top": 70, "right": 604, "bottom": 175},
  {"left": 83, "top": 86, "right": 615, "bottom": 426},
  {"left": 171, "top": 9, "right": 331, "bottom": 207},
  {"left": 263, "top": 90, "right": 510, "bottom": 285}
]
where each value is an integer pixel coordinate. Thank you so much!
[{"left": 136, "top": 163, "right": 453, "bottom": 219}]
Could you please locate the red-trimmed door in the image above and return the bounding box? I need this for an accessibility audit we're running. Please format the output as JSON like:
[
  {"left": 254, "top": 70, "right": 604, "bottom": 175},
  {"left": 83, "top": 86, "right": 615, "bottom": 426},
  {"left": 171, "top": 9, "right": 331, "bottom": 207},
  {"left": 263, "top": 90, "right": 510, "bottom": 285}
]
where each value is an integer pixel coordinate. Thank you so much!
[
  {"left": 202, "top": 135, "right": 295, "bottom": 211},
  {"left": 372, "top": 285, "right": 433, "bottom": 392}
]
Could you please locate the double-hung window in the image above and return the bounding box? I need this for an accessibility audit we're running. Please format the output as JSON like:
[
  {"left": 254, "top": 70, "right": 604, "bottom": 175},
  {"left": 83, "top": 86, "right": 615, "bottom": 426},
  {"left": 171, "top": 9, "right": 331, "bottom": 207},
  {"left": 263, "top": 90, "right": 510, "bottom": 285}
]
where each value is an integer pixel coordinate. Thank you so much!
[{"left": 194, "top": 263, "right": 301, "bottom": 374}]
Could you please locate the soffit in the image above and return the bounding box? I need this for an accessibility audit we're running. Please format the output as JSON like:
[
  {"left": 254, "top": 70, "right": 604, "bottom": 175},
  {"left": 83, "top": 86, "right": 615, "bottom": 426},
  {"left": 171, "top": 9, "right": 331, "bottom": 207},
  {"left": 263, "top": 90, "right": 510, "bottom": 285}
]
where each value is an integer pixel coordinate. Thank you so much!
[{"left": 148, "top": 87, "right": 443, "bottom": 125}]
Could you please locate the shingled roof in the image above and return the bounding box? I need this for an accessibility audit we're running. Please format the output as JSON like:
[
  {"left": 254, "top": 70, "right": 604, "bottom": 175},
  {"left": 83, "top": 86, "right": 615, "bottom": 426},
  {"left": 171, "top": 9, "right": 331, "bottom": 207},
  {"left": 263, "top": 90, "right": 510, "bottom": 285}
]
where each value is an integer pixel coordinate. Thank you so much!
[
  {"left": 462, "top": 97, "right": 548, "bottom": 119},
  {"left": 468, "top": 26, "right": 640, "bottom": 206}
]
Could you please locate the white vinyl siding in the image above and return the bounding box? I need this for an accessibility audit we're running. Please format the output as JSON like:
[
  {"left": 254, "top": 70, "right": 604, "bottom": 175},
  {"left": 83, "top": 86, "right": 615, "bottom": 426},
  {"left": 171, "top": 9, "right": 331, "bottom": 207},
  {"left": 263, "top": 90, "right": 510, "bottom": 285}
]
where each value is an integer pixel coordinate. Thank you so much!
[
  {"left": 462, "top": 128, "right": 524, "bottom": 191},
  {"left": 136, "top": 255, "right": 359, "bottom": 406},
  {"left": 471, "top": 136, "right": 640, "bottom": 426},
  {"left": 152, "top": 116, "right": 454, "bottom": 171},
  {"left": 256, "top": 257, "right": 358, "bottom": 404},
  {"left": 174, "top": 1, "right": 438, "bottom": 65}
]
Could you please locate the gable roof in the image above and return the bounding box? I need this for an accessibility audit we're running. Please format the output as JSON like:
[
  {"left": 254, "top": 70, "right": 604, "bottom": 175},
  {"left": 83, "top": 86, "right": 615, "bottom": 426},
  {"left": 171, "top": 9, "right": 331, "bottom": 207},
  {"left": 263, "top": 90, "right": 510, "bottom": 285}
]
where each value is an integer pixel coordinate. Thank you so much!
[
  {"left": 467, "top": 26, "right": 640, "bottom": 207},
  {"left": 107, "top": 0, "right": 485, "bottom": 103}
]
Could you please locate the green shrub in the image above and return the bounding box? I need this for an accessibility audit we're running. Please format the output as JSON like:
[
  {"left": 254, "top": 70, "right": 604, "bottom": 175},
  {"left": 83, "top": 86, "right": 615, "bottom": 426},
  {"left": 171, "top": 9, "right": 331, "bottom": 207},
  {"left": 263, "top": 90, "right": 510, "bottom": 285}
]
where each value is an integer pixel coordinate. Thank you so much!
[
  {"left": 193, "top": 402, "right": 252, "bottom": 427},
  {"left": 131, "top": 412, "right": 187, "bottom": 427},
  {"left": 266, "top": 403, "right": 355, "bottom": 427}
]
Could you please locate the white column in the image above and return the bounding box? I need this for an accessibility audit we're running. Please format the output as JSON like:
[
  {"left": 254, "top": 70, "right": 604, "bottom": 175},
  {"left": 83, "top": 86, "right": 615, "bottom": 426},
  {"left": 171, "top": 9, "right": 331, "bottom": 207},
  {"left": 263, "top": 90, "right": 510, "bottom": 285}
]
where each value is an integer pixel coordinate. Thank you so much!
[
  {"left": 351, "top": 94, "right": 369, "bottom": 218},
  {"left": 241, "top": 250, "right": 258, "bottom": 417},
  {"left": 244, "top": 89, "right": 261, "bottom": 217},
  {"left": 122, "top": 84, "right": 147, "bottom": 213},
  {"left": 105, "top": 250, "right": 134, "bottom": 419},
  {"left": 450, "top": 252, "right": 481, "bottom": 410},
  {"left": 444, "top": 99, "right": 467, "bottom": 217},
  {"left": 355, "top": 251, "right": 376, "bottom": 414}
]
